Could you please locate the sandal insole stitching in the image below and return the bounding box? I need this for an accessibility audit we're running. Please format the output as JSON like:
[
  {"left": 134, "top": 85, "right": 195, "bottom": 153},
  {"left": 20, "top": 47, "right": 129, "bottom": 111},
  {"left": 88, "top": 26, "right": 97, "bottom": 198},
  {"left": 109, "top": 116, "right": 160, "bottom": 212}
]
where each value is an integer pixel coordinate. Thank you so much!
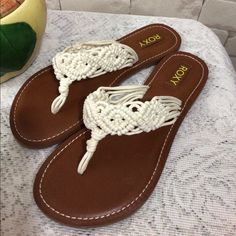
[{"left": 38, "top": 54, "right": 205, "bottom": 220}]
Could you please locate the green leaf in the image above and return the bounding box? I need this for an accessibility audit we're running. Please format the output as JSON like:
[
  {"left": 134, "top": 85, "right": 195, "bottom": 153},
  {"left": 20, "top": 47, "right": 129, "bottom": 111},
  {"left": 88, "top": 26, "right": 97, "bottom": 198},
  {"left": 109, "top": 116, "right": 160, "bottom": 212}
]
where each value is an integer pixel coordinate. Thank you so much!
[{"left": 0, "top": 22, "right": 37, "bottom": 75}]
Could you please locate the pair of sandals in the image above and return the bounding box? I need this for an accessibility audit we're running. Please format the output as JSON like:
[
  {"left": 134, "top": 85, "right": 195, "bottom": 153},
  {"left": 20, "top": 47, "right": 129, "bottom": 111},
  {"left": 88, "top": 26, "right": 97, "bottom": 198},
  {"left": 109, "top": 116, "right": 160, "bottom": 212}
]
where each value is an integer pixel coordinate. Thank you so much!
[{"left": 10, "top": 24, "right": 208, "bottom": 227}]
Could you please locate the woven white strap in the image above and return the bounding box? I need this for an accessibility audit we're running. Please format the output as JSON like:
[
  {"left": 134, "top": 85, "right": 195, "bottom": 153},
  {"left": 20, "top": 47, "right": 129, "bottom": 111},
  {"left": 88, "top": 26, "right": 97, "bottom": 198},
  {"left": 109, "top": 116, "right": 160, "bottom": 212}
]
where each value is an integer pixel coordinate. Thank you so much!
[
  {"left": 77, "top": 85, "right": 182, "bottom": 174},
  {"left": 51, "top": 40, "right": 139, "bottom": 114}
]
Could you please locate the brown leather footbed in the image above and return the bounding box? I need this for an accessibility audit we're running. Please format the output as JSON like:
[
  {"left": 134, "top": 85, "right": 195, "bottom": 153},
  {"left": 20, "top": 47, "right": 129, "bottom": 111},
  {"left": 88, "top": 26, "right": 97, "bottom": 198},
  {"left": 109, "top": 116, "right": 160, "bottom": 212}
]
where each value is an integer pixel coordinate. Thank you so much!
[
  {"left": 10, "top": 24, "right": 181, "bottom": 148},
  {"left": 33, "top": 52, "right": 208, "bottom": 227}
]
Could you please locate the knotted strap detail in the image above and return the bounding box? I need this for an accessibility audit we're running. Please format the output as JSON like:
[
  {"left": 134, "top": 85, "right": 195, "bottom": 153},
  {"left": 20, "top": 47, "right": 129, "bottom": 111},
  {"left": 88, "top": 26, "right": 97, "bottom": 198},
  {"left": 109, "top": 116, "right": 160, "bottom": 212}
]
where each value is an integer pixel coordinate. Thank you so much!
[
  {"left": 77, "top": 129, "right": 106, "bottom": 174},
  {"left": 51, "top": 40, "right": 139, "bottom": 114},
  {"left": 77, "top": 85, "right": 182, "bottom": 174}
]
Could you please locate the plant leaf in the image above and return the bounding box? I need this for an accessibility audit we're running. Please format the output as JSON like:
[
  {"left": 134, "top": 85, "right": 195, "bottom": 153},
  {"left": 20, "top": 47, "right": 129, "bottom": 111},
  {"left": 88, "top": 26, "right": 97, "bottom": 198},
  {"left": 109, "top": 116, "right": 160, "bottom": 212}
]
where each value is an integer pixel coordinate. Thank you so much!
[{"left": 0, "top": 22, "right": 37, "bottom": 76}]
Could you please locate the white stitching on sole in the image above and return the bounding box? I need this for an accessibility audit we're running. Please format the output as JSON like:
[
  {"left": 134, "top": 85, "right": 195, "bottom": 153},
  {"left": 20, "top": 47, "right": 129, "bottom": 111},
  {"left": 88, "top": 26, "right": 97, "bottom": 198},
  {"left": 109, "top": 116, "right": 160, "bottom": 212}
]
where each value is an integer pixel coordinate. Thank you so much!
[
  {"left": 38, "top": 54, "right": 205, "bottom": 221},
  {"left": 13, "top": 25, "right": 179, "bottom": 142},
  {"left": 13, "top": 67, "right": 82, "bottom": 142}
]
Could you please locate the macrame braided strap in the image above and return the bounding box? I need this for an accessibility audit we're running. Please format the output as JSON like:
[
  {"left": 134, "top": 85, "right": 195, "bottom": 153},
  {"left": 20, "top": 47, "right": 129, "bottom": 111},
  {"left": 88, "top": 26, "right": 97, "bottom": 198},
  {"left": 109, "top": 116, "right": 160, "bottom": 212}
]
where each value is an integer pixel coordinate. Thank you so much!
[
  {"left": 77, "top": 85, "right": 182, "bottom": 174},
  {"left": 51, "top": 40, "right": 139, "bottom": 114}
]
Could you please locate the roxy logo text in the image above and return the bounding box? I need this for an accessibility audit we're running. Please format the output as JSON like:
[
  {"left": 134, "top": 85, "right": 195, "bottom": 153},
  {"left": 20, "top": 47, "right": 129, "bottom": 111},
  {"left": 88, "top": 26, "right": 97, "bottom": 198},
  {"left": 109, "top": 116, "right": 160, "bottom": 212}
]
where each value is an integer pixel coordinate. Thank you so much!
[
  {"left": 139, "top": 34, "right": 161, "bottom": 48},
  {"left": 170, "top": 65, "right": 188, "bottom": 86}
]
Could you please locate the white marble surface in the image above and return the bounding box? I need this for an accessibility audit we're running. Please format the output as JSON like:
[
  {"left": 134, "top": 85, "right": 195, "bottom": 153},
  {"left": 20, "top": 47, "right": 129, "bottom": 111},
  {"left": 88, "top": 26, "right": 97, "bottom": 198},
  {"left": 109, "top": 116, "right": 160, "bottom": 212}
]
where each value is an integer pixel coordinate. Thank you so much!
[
  {"left": 131, "top": 0, "right": 203, "bottom": 19},
  {"left": 1, "top": 10, "right": 236, "bottom": 236},
  {"left": 46, "top": 0, "right": 61, "bottom": 10}
]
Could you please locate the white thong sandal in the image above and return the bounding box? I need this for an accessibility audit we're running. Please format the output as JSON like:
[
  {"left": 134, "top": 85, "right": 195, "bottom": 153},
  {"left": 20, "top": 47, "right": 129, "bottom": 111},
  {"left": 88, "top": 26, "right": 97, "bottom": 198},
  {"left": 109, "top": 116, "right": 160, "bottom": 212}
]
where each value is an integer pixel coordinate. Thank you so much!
[
  {"left": 10, "top": 24, "right": 181, "bottom": 148},
  {"left": 34, "top": 51, "right": 208, "bottom": 227}
]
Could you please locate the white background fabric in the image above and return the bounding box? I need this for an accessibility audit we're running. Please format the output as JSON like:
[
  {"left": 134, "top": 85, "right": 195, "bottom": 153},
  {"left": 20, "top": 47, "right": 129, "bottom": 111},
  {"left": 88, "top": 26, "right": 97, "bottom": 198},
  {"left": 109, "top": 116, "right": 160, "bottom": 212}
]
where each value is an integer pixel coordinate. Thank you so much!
[{"left": 1, "top": 10, "right": 236, "bottom": 236}]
